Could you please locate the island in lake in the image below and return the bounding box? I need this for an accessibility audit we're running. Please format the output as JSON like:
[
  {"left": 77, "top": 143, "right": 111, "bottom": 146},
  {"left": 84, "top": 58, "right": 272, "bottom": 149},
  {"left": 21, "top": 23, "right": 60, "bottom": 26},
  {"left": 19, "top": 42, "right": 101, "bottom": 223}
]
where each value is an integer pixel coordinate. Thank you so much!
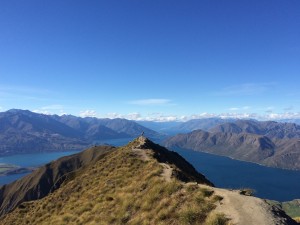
[{"left": 0, "top": 163, "right": 35, "bottom": 176}]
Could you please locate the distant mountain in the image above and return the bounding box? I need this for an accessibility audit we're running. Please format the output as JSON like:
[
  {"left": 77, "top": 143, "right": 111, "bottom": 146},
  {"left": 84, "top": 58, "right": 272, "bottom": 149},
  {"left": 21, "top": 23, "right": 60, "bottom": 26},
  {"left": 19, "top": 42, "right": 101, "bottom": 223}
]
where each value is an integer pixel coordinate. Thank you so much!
[
  {"left": 0, "top": 109, "right": 161, "bottom": 156},
  {"left": 53, "top": 115, "right": 160, "bottom": 140},
  {"left": 164, "top": 120, "right": 300, "bottom": 170},
  {"left": 136, "top": 121, "right": 183, "bottom": 134},
  {"left": 278, "top": 119, "right": 300, "bottom": 125},
  {"left": 136, "top": 118, "right": 235, "bottom": 135},
  {"left": 164, "top": 130, "right": 276, "bottom": 162},
  {"left": 171, "top": 118, "right": 236, "bottom": 133},
  {"left": 210, "top": 120, "right": 300, "bottom": 139},
  {"left": 1, "top": 138, "right": 296, "bottom": 225}
]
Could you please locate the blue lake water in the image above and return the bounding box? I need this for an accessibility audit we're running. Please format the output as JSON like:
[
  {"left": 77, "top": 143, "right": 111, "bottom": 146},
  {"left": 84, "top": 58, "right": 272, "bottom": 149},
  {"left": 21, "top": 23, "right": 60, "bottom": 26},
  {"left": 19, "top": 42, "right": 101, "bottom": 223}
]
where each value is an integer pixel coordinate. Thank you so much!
[
  {"left": 1, "top": 138, "right": 300, "bottom": 202},
  {"left": 0, "top": 138, "right": 130, "bottom": 186},
  {"left": 172, "top": 148, "right": 300, "bottom": 202},
  {"left": 0, "top": 151, "right": 80, "bottom": 186}
]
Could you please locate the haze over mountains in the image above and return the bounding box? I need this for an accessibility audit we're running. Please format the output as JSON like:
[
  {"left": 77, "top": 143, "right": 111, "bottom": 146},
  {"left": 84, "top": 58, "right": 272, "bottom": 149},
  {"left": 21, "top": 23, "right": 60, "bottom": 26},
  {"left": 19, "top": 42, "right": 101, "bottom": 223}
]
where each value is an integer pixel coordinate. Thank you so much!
[
  {"left": 0, "top": 109, "right": 161, "bottom": 156},
  {"left": 164, "top": 120, "right": 300, "bottom": 170}
]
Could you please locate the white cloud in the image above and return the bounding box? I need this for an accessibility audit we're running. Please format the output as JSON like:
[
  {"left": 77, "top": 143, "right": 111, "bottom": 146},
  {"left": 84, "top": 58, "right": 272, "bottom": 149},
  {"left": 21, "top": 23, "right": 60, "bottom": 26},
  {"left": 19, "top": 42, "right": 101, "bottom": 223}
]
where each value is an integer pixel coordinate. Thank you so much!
[
  {"left": 229, "top": 107, "right": 239, "bottom": 111},
  {"left": 79, "top": 110, "right": 98, "bottom": 118},
  {"left": 25, "top": 108, "right": 300, "bottom": 122},
  {"left": 33, "top": 110, "right": 52, "bottom": 115},
  {"left": 33, "top": 105, "right": 66, "bottom": 116},
  {"left": 219, "top": 112, "right": 258, "bottom": 119},
  {"left": 188, "top": 113, "right": 217, "bottom": 119},
  {"left": 127, "top": 113, "right": 142, "bottom": 120},
  {"left": 266, "top": 112, "right": 300, "bottom": 120},
  {"left": 144, "top": 115, "right": 178, "bottom": 122},
  {"left": 97, "top": 112, "right": 179, "bottom": 122},
  {"left": 128, "top": 98, "right": 172, "bottom": 106},
  {"left": 79, "top": 110, "right": 300, "bottom": 122}
]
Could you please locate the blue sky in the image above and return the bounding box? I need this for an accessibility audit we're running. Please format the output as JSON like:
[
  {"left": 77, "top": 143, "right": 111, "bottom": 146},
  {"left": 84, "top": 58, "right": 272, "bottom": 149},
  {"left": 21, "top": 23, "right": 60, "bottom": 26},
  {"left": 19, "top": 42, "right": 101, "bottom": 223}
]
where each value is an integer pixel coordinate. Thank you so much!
[{"left": 0, "top": 0, "right": 299, "bottom": 121}]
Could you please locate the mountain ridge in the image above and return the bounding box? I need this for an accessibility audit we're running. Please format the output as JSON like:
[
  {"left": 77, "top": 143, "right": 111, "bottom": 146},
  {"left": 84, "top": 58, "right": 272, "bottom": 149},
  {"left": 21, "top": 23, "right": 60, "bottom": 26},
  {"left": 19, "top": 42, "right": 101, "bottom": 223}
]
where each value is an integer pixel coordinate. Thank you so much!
[
  {"left": 1, "top": 137, "right": 297, "bottom": 224},
  {"left": 164, "top": 120, "right": 300, "bottom": 170},
  {"left": 0, "top": 109, "right": 162, "bottom": 156}
]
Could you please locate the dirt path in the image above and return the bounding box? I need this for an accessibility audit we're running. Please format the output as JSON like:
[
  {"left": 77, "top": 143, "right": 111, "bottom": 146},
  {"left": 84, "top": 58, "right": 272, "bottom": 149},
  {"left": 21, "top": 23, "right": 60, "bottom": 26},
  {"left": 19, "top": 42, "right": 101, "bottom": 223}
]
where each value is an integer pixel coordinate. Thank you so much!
[
  {"left": 160, "top": 163, "right": 172, "bottom": 182},
  {"left": 132, "top": 136, "right": 173, "bottom": 182},
  {"left": 208, "top": 186, "right": 293, "bottom": 225},
  {"left": 131, "top": 148, "right": 150, "bottom": 161}
]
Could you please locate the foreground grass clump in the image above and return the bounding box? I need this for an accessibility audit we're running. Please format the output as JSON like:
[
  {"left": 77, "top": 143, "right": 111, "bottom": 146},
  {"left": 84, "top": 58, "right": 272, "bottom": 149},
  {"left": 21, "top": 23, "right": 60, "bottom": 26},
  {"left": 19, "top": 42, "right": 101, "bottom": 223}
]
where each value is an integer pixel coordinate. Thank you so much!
[
  {"left": 2, "top": 142, "right": 228, "bottom": 225},
  {"left": 293, "top": 217, "right": 300, "bottom": 223}
]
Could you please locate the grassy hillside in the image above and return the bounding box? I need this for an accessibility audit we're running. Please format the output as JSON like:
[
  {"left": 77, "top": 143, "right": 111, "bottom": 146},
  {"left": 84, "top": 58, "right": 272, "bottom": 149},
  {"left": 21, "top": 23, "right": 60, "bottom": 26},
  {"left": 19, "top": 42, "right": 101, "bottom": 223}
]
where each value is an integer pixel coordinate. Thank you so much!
[{"left": 1, "top": 138, "right": 228, "bottom": 225}]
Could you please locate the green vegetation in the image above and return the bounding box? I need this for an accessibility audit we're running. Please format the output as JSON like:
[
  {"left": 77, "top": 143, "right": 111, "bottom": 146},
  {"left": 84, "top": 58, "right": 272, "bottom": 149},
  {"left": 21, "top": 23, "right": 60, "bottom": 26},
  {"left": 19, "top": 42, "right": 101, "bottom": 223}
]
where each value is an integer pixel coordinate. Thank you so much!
[
  {"left": 266, "top": 199, "right": 300, "bottom": 222},
  {"left": 282, "top": 200, "right": 300, "bottom": 219},
  {"left": 1, "top": 139, "right": 229, "bottom": 225}
]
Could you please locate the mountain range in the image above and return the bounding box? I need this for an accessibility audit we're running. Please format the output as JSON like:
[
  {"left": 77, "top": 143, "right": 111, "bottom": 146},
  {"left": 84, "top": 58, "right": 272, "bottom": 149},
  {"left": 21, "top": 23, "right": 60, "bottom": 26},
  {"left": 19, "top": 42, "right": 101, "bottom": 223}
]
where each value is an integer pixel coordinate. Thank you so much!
[
  {"left": 136, "top": 118, "right": 235, "bottom": 135},
  {"left": 139, "top": 118, "right": 300, "bottom": 135},
  {"left": 164, "top": 120, "right": 300, "bottom": 170},
  {"left": 0, "top": 109, "right": 161, "bottom": 156},
  {"left": 1, "top": 109, "right": 300, "bottom": 170},
  {"left": 0, "top": 137, "right": 297, "bottom": 224}
]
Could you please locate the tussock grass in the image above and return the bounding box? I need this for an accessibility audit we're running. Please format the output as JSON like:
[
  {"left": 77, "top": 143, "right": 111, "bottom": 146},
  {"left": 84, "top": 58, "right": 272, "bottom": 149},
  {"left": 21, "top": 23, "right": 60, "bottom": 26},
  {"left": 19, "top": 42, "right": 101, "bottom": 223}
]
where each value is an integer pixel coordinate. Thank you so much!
[
  {"left": 205, "top": 213, "right": 230, "bottom": 225},
  {"left": 2, "top": 140, "right": 227, "bottom": 225},
  {"left": 239, "top": 188, "right": 255, "bottom": 196},
  {"left": 293, "top": 217, "right": 300, "bottom": 223}
]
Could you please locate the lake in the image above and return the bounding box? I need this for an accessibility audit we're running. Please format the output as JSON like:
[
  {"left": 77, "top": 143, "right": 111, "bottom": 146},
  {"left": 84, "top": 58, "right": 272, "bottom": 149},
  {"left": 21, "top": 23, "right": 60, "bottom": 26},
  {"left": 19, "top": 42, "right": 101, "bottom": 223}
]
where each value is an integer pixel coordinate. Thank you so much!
[
  {"left": 172, "top": 147, "right": 300, "bottom": 202},
  {"left": 0, "top": 150, "right": 80, "bottom": 185},
  {"left": 1, "top": 138, "right": 300, "bottom": 202}
]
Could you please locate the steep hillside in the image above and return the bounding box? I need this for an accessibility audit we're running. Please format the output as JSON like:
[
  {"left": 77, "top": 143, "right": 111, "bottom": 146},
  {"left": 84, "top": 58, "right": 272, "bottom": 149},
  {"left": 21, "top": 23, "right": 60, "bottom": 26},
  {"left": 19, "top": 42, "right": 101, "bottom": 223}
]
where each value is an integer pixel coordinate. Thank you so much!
[
  {"left": 0, "top": 109, "right": 161, "bottom": 156},
  {"left": 164, "top": 120, "right": 300, "bottom": 170},
  {"left": 0, "top": 137, "right": 296, "bottom": 225},
  {"left": 164, "top": 130, "right": 276, "bottom": 162},
  {"left": 0, "top": 137, "right": 221, "bottom": 225},
  {"left": 0, "top": 145, "right": 116, "bottom": 216}
]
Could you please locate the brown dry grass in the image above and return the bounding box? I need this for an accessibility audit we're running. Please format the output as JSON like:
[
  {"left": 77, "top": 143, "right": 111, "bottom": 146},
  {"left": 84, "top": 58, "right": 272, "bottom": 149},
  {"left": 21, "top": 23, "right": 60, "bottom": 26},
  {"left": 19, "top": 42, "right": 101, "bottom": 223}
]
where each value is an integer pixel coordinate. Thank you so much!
[{"left": 2, "top": 139, "right": 228, "bottom": 225}]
